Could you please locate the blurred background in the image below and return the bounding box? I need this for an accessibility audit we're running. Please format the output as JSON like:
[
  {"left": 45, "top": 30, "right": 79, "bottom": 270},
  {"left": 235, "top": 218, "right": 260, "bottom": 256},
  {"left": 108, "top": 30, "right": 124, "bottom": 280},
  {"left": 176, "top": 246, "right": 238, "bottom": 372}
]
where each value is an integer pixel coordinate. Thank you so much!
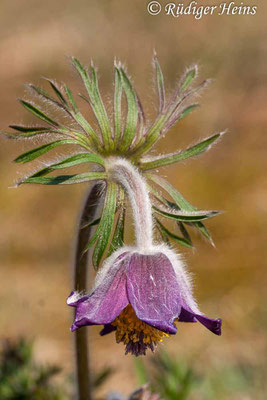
[{"left": 0, "top": 1, "right": 266, "bottom": 399}]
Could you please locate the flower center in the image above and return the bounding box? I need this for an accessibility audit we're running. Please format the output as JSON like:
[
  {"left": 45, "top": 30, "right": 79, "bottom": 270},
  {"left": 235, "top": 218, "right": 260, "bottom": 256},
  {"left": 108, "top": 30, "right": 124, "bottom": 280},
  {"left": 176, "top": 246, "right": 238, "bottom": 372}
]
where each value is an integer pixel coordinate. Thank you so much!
[{"left": 111, "top": 304, "right": 169, "bottom": 356}]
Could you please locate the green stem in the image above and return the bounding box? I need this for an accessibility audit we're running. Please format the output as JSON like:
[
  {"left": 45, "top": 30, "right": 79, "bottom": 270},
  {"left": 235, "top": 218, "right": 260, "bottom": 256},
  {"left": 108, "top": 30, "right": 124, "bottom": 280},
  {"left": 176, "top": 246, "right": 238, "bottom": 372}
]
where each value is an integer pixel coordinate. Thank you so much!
[{"left": 74, "top": 183, "right": 102, "bottom": 400}]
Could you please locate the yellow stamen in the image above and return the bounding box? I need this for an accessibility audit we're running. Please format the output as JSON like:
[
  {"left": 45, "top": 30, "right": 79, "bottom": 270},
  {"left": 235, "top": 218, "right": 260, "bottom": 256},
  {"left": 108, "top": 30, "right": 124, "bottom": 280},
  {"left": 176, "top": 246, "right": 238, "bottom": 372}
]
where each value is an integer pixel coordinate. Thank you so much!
[{"left": 111, "top": 305, "right": 169, "bottom": 355}]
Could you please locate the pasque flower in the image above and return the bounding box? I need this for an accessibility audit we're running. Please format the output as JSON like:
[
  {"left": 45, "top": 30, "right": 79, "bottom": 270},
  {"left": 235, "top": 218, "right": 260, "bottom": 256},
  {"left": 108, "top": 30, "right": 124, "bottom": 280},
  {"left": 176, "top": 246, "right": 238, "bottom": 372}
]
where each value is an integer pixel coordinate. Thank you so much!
[
  {"left": 6, "top": 55, "right": 223, "bottom": 356},
  {"left": 68, "top": 246, "right": 221, "bottom": 356},
  {"left": 68, "top": 159, "right": 222, "bottom": 356}
]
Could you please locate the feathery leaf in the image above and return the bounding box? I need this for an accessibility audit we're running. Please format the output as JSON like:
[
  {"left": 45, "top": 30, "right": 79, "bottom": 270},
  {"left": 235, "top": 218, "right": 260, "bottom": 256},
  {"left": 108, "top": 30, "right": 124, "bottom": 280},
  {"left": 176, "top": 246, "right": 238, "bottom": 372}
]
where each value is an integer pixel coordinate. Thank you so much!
[
  {"left": 153, "top": 206, "right": 220, "bottom": 222},
  {"left": 14, "top": 139, "right": 81, "bottom": 163},
  {"left": 154, "top": 53, "right": 165, "bottom": 113},
  {"left": 72, "top": 58, "right": 112, "bottom": 148},
  {"left": 108, "top": 207, "right": 125, "bottom": 256},
  {"left": 155, "top": 218, "right": 193, "bottom": 248},
  {"left": 20, "top": 172, "right": 106, "bottom": 185},
  {"left": 19, "top": 100, "right": 59, "bottom": 127},
  {"left": 118, "top": 67, "right": 138, "bottom": 152},
  {"left": 140, "top": 132, "right": 224, "bottom": 170},
  {"left": 86, "top": 182, "right": 117, "bottom": 268},
  {"left": 148, "top": 174, "right": 215, "bottom": 242},
  {"left": 180, "top": 65, "right": 198, "bottom": 93},
  {"left": 114, "top": 66, "right": 123, "bottom": 145},
  {"left": 5, "top": 125, "right": 52, "bottom": 138},
  {"left": 23, "top": 153, "right": 105, "bottom": 179},
  {"left": 44, "top": 78, "right": 69, "bottom": 107}
]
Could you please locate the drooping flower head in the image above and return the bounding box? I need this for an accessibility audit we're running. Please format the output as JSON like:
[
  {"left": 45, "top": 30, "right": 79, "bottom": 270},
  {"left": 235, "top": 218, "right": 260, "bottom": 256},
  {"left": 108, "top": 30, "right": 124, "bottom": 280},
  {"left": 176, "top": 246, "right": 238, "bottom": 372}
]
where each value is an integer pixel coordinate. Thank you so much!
[
  {"left": 68, "top": 158, "right": 222, "bottom": 356},
  {"left": 68, "top": 245, "right": 221, "bottom": 356}
]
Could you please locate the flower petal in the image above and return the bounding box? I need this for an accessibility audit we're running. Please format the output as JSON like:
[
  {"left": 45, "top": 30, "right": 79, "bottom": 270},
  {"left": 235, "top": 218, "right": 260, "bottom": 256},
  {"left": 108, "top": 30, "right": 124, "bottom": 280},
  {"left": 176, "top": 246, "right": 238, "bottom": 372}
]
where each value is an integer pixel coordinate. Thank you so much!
[
  {"left": 67, "top": 291, "right": 88, "bottom": 307},
  {"left": 180, "top": 306, "right": 222, "bottom": 335},
  {"left": 126, "top": 252, "right": 181, "bottom": 334},
  {"left": 100, "top": 324, "right": 117, "bottom": 336},
  {"left": 178, "top": 307, "right": 197, "bottom": 323},
  {"left": 71, "top": 253, "right": 130, "bottom": 331},
  {"left": 195, "top": 314, "right": 222, "bottom": 335}
]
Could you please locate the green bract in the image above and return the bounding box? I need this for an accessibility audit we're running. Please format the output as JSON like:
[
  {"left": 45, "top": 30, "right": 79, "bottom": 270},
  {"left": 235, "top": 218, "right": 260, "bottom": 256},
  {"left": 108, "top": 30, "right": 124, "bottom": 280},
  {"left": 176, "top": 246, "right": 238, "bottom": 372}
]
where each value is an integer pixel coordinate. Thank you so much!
[{"left": 5, "top": 55, "right": 224, "bottom": 268}]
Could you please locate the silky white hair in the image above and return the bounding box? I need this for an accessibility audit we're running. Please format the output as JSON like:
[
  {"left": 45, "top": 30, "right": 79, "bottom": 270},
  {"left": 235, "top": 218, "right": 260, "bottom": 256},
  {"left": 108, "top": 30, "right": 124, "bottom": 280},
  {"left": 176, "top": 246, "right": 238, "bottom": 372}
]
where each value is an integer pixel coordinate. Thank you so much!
[{"left": 106, "top": 157, "right": 153, "bottom": 250}]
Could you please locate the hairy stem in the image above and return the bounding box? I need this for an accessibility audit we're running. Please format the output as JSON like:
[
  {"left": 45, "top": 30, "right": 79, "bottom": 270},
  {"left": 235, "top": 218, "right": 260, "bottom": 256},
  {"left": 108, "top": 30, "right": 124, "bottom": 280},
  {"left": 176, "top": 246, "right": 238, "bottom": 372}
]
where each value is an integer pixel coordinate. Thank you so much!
[
  {"left": 74, "top": 183, "right": 102, "bottom": 400},
  {"left": 108, "top": 158, "right": 153, "bottom": 250}
]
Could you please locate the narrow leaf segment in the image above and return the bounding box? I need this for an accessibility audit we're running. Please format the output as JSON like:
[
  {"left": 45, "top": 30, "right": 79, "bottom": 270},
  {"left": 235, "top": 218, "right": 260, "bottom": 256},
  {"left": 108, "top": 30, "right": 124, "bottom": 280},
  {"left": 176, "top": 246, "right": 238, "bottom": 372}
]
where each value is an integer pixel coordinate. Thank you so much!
[
  {"left": 153, "top": 206, "right": 219, "bottom": 222},
  {"left": 140, "top": 133, "right": 223, "bottom": 170},
  {"left": 155, "top": 217, "right": 193, "bottom": 248},
  {"left": 14, "top": 139, "right": 81, "bottom": 163},
  {"left": 117, "top": 67, "right": 138, "bottom": 152},
  {"left": 18, "top": 153, "right": 105, "bottom": 185},
  {"left": 21, "top": 172, "right": 106, "bottom": 185},
  {"left": 86, "top": 182, "right": 117, "bottom": 268},
  {"left": 154, "top": 52, "right": 165, "bottom": 113},
  {"left": 147, "top": 174, "right": 214, "bottom": 242},
  {"left": 72, "top": 58, "right": 113, "bottom": 149}
]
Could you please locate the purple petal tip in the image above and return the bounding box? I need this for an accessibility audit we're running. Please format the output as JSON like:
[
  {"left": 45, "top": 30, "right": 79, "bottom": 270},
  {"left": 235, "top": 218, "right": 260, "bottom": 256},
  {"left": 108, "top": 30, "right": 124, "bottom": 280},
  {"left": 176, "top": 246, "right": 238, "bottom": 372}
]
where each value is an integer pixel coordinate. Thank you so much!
[{"left": 196, "top": 315, "right": 222, "bottom": 336}]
